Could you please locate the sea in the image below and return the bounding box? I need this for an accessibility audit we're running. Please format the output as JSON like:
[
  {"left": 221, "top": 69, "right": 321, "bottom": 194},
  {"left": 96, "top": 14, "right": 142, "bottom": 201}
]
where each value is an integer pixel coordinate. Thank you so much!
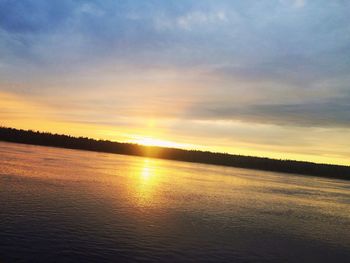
[{"left": 1, "top": 142, "right": 350, "bottom": 262}]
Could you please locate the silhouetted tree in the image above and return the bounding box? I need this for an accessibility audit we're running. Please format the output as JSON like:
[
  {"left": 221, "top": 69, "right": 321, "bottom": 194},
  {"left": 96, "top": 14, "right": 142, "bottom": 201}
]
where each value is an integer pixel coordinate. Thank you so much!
[{"left": 0, "top": 126, "right": 349, "bottom": 180}]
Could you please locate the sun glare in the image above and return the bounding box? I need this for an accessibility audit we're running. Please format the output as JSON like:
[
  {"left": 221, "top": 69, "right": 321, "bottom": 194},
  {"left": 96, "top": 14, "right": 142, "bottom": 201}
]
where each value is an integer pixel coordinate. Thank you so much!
[{"left": 132, "top": 136, "right": 187, "bottom": 149}]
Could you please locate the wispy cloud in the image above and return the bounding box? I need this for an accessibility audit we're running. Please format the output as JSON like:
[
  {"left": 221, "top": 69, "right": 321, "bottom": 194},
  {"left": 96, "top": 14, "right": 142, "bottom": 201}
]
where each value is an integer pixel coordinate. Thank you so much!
[
  {"left": 293, "top": 0, "right": 306, "bottom": 8},
  {"left": 279, "top": 0, "right": 306, "bottom": 8},
  {"left": 176, "top": 10, "right": 228, "bottom": 30}
]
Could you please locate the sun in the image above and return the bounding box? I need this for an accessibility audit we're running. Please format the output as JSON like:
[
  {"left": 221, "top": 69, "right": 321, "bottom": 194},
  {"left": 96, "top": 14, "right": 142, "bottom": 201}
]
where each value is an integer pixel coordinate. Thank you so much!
[{"left": 133, "top": 137, "right": 183, "bottom": 148}]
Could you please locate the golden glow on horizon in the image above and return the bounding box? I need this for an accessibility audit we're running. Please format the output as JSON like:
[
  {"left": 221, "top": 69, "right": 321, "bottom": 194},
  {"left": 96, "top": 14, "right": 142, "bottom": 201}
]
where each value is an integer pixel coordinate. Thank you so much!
[
  {"left": 129, "top": 117, "right": 192, "bottom": 149},
  {"left": 1, "top": 91, "right": 349, "bottom": 166},
  {"left": 131, "top": 136, "right": 187, "bottom": 149}
]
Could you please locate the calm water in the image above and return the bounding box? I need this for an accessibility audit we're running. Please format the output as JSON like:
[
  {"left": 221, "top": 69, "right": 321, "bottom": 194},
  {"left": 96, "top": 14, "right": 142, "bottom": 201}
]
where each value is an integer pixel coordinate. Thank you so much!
[{"left": 1, "top": 142, "right": 350, "bottom": 262}]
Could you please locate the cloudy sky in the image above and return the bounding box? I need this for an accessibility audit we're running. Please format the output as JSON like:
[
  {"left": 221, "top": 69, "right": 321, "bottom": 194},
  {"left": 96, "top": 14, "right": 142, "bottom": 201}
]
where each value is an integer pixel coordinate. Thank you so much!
[{"left": 1, "top": 0, "right": 350, "bottom": 165}]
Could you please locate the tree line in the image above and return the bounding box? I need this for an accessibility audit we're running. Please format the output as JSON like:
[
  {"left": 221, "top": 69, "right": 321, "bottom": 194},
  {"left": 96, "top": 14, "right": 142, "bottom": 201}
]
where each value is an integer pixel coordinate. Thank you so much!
[{"left": 0, "top": 126, "right": 349, "bottom": 180}]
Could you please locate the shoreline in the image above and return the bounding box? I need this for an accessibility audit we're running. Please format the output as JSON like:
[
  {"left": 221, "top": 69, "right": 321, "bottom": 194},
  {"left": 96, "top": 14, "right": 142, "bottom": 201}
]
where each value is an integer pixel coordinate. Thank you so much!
[{"left": 1, "top": 126, "right": 349, "bottom": 180}]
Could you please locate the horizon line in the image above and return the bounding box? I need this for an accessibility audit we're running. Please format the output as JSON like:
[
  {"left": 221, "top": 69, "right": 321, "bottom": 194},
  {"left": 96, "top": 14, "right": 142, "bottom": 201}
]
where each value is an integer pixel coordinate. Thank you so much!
[{"left": 1, "top": 125, "right": 349, "bottom": 168}]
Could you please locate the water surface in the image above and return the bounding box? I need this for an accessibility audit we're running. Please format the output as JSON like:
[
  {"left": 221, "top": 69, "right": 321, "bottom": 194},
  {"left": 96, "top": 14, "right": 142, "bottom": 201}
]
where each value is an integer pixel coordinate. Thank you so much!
[{"left": 1, "top": 142, "right": 350, "bottom": 262}]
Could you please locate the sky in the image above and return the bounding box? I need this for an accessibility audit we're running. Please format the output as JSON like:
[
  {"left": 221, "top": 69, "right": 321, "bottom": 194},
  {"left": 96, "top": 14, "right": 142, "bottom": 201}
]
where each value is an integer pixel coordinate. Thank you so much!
[{"left": 1, "top": 0, "right": 350, "bottom": 165}]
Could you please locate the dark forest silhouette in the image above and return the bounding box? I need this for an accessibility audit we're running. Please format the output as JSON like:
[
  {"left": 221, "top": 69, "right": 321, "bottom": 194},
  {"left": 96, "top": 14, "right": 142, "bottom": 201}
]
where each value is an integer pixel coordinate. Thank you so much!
[{"left": 1, "top": 126, "right": 349, "bottom": 180}]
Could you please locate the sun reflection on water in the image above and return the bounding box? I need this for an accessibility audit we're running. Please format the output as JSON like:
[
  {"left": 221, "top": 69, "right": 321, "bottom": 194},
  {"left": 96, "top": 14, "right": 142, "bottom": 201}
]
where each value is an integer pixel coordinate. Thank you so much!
[
  {"left": 141, "top": 159, "right": 152, "bottom": 179},
  {"left": 134, "top": 158, "right": 162, "bottom": 207}
]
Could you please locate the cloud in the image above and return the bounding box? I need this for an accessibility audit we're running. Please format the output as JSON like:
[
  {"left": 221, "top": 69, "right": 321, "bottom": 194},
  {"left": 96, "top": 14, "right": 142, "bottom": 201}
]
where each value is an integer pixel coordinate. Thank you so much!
[
  {"left": 0, "top": 0, "right": 75, "bottom": 34},
  {"left": 176, "top": 10, "right": 228, "bottom": 30},
  {"left": 187, "top": 95, "right": 350, "bottom": 128},
  {"left": 293, "top": 0, "right": 306, "bottom": 8},
  {"left": 279, "top": 0, "right": 306, "bottom": 8}
]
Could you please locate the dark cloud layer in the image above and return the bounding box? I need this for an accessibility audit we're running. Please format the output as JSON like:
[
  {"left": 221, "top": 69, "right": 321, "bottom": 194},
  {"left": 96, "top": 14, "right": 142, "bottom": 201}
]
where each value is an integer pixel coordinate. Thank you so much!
[{"left": 189, "top": 97, "right": 350, "bottom": 127}]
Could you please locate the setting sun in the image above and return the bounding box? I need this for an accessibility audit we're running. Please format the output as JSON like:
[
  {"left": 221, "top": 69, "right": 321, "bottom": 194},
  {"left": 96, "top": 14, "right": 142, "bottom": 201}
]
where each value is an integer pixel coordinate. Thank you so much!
[{"left": 131, "top": 136, "right": 190, "bottom": 149}]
